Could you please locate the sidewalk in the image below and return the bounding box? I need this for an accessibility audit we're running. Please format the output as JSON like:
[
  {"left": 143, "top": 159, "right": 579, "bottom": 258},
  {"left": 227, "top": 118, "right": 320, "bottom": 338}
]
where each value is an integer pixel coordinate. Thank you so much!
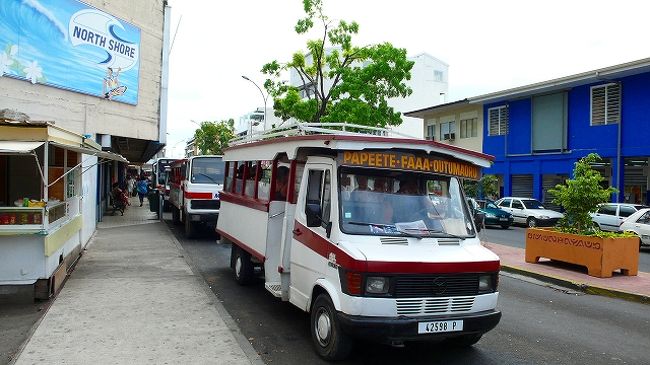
[
  {"left": 484, "top": 241, "right": 650, "bottom": 303},
  {"left": 14, "top": 197, "right": 261, "bottom": 365}
]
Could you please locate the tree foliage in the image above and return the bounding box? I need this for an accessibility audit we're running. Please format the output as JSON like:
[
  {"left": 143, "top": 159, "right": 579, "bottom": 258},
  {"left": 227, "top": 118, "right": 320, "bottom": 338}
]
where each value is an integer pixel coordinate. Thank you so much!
[
  {"left": 262, "top": 0, "right": 414, "bottom": 128},
  {"left": 194, "top": 119, "right": 235, "bottom": 155},
  {"left": 464, "top": 175, "right": 499, "bottom": 200},
  {"left": 548, "top": 153, "right": 617, "bottom": 234}
]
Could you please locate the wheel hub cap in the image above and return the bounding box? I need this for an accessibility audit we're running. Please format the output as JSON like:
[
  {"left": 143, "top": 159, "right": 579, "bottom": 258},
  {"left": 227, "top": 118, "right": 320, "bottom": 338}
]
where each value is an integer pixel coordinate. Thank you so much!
[{"left": 316, "top": 310, "right": 331, "bottom": 346}]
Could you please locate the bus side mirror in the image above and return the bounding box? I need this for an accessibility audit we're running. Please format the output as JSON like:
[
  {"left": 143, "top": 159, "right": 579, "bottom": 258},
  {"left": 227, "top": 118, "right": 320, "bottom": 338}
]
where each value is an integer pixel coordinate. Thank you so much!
[{"left": 306, "top": 203, "right": 322, "bottom": 227}]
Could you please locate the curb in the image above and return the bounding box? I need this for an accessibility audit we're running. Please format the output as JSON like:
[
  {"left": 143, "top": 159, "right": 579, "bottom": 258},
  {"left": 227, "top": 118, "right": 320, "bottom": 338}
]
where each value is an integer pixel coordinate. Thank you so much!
[{"left": 500, "top": 264, "right": 650, "bottom": 305}]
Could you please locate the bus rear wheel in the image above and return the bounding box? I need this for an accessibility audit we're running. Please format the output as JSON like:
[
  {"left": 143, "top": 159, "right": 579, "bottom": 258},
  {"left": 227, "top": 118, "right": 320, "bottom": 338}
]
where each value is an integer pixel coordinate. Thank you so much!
[
  {"left": 232, "top": 246, "right": 254, "bottom": 285},
  {"left": 310, "top": 293, "right": 353, "bottom": 361}
]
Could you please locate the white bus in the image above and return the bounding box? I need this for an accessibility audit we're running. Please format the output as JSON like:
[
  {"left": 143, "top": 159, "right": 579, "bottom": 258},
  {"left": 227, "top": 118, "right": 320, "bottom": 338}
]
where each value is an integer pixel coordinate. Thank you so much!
[
  {"left": 169, "top": 155, "right": 225, "bottom": 238},
  {"left": 216, "top": 124, "right": 501, "bottom": 360}
]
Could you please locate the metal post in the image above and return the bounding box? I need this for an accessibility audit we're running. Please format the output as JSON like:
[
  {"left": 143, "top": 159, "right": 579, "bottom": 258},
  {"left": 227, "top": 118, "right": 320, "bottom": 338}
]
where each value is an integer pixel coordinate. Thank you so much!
[{"left": 241, "top": 76, "right": 268, "bottom": 130}]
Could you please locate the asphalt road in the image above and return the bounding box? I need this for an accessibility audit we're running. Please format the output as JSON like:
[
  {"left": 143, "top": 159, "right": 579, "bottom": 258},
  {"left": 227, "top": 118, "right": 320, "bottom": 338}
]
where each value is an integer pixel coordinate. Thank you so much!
[
  {"left": 479, "top": 225, "right": 650, "bottom": 272},
  {"left": 167, "top": 219, "right": 650, "bottom": 365}
]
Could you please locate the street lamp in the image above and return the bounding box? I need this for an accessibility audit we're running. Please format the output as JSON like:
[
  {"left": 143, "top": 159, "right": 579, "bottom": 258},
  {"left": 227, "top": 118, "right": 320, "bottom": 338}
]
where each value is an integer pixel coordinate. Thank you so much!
[{"left": 241, "top": 75, "right": 268, "bottom": 131}]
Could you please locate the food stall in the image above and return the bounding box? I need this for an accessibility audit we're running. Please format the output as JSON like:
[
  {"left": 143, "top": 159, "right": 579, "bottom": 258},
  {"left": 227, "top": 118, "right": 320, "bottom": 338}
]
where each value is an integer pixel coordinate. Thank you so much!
[{"left": 0, "top": 121, "right": 127, "bottom": 298}]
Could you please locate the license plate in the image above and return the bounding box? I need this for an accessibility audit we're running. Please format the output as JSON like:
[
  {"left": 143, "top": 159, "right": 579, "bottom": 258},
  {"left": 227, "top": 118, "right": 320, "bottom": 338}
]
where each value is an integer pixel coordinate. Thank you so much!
[
  {"left": 417, "top": 320, "right": 463, "bottom": 334},
  {"left": 499, "top": 218, "right": 508, "bottom": 221}
]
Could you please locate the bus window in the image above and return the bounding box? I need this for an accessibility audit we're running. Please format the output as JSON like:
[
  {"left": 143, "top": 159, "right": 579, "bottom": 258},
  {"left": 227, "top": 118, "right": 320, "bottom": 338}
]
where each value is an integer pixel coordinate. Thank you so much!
[
  {"left": 273, "top": 165, "right": 290, "bottom": 201},
  {"left": 244, "top": 161, "right": 256, "bottom": 198},
  {"left": 257, "top": 161, "right": 272, "bottom": 201}
]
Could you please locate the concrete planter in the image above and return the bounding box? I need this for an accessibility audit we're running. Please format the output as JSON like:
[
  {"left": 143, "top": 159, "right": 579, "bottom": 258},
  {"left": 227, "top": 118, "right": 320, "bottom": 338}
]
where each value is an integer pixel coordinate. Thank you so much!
[{"left": 525, "top": 228, "right": 639, "bottom": 278}]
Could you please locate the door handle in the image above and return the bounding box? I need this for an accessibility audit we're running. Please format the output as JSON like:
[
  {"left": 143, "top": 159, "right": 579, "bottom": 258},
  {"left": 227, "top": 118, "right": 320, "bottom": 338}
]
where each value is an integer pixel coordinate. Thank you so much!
[{"left": 292, "top": 228, "right": 302, "bottom": 236}]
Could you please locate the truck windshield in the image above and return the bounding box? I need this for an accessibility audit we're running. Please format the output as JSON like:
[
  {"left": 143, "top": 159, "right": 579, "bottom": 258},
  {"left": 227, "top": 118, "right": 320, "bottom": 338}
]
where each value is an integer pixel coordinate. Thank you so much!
[
  {"left": 190, "top": 158, "right": 225, "bottom": 184},
  {"left": 339, "top": 168, "right": 475, "bottom": 238}
]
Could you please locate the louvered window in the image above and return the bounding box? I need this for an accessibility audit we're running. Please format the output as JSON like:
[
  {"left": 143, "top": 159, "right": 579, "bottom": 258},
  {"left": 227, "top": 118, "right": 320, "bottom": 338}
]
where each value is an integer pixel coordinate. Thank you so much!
[
  {"left": 425, "top": 124, "right": 436, "bottom": 141},
  {"left": 591, "top": 83, "right": 621, "bottom": 126},
  {"left": 488, "top": 106, "right": 508, "bottom": 136}
]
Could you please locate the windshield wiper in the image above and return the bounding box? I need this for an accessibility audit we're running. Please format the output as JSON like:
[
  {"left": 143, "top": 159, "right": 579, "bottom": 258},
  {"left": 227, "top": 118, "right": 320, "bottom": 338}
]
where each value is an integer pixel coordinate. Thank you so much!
[
  {"left": 347, "top": 221, "right": 423, "bottom": 239},
  {"left": 400, "top": 228, "right": 468, "bottom": 240}
]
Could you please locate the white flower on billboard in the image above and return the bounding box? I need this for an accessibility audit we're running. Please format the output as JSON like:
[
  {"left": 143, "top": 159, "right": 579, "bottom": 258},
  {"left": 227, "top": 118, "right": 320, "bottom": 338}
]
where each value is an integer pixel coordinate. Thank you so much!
[
  {"left": 23, "top": 60, "right": 43, "bottom": 84},
  {"left": 0, "top": 53, "right": 12, "bottom": 77}
]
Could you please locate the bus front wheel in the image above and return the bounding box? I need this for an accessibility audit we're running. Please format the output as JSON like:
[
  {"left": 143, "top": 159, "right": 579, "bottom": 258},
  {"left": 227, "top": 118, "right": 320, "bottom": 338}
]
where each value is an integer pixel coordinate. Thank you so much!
[{"left": 310, "top": 293, "right": 353, "bottom": 361}]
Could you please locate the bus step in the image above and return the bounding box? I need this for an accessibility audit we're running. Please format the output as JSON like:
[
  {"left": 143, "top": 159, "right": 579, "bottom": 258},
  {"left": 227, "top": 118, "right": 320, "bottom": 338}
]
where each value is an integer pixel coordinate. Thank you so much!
[{"left": 265, "top": 282, "right": 282, "bottom": 297}]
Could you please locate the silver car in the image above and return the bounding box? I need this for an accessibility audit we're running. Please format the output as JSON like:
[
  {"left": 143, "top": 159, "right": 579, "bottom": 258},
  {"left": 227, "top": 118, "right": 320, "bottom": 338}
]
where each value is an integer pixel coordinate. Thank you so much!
[
  {"left": 619, "top": 208, "right": 650, "bottom": 247},
  {"left": 494, "top": 197, "right": 564, "bottom": 228},
  {"left": 591, "top": 203, "right": 648, "bottom": 232}
]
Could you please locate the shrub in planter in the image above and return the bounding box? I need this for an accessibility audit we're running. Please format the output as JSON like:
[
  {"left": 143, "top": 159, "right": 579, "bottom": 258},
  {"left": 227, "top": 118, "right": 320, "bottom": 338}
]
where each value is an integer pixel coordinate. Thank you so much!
[
  {"left": 525, "top": 153, "right": 639, "bottom": 278},
  {"left": 548, "top": 153, "right": 616, "bottom": 235}
]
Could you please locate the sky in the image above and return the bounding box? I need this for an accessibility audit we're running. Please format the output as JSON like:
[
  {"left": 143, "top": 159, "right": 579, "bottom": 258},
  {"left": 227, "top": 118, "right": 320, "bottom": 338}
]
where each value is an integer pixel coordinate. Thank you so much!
[{"left": 164, "top": 0, "right": 649, "bottom": 157}]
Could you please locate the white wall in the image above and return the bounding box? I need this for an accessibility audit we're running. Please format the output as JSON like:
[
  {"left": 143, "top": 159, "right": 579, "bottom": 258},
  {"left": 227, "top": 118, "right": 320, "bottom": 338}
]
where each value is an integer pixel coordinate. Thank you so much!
[{"left": 81, "top": 155, "right": 98, "bottom": 247}]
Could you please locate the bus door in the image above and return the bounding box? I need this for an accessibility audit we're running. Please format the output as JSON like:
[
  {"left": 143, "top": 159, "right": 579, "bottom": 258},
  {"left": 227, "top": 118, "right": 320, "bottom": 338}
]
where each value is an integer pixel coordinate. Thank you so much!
[{"left": 288, "top": 162, "right": 332, "bottom": 310}]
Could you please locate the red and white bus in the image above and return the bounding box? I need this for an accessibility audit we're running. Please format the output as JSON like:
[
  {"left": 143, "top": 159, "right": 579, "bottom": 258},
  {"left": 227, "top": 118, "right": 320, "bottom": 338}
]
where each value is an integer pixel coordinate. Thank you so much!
[
  {"left": 169, "top": 155, "right": 225, "bottom": 238},
  {"left": 216, "top": 124, "right": 501, "bottom": 360}
]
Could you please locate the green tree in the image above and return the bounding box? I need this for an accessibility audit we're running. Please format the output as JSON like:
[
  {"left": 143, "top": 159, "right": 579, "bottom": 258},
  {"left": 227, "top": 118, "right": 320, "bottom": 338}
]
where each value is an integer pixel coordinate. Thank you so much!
[
  {"left": 262, "top": 0, "right": 414, "bottom": 128},
  {"left": 479, "top": 175, "right": 499, "bottom": 200},
  {"left": 548, "top": 153, "right": 617, "bottom": 234},
  {"left": 194, "top": 119, "right": 235, "bottom": 155}
]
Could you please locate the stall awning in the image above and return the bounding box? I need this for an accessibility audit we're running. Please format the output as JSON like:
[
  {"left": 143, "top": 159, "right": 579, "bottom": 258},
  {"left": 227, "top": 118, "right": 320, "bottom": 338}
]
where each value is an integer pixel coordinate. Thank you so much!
[
  {"left": 49, "top": 142, "right": 129, "bottom": 163},
  {"left": 0, "top": 141, "right": 45, "bottom": 154}
]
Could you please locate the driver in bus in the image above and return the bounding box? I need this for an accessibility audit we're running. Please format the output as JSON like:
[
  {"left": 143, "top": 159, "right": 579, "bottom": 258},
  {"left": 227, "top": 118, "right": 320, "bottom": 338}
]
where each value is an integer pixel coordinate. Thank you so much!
[{"left": 274, "top": 166, "right": 289, "bottom": 201}]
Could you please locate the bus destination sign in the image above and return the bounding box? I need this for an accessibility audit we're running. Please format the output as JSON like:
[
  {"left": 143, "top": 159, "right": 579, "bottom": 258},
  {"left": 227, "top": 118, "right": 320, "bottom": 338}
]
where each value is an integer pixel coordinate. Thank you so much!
[{"left": 339, "top": 151, "right": 480, "bottom": 180}]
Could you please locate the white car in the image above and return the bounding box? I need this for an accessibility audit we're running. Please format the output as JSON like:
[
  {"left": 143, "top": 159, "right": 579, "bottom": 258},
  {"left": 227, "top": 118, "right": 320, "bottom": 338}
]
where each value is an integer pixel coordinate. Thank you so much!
[
  {"left": 494, "top": 197, "right": 564, "bottom": 228},
  {"left": 619, "top": 208, "right": 650, "bottom": 247},
  {"left": 590, "top": 203, "right": 648, "bottom": 232}
]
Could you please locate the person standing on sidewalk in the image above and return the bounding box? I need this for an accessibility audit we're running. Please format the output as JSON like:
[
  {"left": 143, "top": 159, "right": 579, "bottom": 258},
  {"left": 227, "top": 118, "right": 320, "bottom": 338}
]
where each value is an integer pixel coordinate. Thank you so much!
[
  {"left": 136, "top": 175, "right": 149, "bottom": 207},
  {"left": 126, "top": 175, "right": 136, "bottom": 197}
]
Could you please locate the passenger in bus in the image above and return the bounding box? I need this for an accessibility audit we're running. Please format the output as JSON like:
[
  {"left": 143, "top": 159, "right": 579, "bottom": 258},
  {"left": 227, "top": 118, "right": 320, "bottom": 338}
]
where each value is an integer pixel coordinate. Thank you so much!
[{"left": 274, "top": 166, "right": 289, "bottom": 201}]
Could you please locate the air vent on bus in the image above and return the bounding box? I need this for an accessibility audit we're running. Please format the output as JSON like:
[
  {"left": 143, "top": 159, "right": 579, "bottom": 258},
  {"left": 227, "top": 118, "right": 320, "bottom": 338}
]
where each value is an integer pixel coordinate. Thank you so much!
[
  {"left": 437, "top": 238, "right": 460, "bottom": 246},
  {"left": 380, "top": 237, "right": 408, "bottom": 245}
]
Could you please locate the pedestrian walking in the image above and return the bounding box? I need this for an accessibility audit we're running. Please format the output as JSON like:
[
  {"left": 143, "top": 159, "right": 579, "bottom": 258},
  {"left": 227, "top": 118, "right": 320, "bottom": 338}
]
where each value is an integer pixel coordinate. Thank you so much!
[
  {"left": 126, "top": 175, "right": 136, "bottom": 197},
  {"left": 136, "top": 175, "right": 149, "bottom": 207}
]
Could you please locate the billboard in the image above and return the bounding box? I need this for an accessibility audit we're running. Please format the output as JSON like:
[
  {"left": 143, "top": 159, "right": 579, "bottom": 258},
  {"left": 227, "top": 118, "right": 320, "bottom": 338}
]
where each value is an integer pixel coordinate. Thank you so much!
[{"left": 0, "top": 0, "right": 141, "bottom": 105}]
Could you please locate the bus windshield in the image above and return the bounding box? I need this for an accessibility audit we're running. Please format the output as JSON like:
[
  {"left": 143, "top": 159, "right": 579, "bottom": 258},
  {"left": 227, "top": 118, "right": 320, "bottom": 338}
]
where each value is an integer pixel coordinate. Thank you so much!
[
  {"left": 339, "top": 168, "right": 475, "bottom": 238},
  {"left": 190, "top": 157, "right": 225, "bottom": 184}
]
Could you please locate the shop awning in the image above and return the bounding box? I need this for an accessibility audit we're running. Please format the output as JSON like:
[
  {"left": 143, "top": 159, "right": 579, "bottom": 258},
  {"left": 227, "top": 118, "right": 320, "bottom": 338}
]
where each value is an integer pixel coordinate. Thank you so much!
[
  {"left": 49, "top": 142, "right": 129, "bottom": 163},
  {"left": 0, "top": 141, "right": 45, "bottom": 154}
]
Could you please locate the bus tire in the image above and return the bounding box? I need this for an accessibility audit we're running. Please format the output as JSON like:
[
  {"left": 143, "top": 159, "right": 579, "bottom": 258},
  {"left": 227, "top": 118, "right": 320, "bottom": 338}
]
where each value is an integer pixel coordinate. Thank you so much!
[
  {"left": 233, "top": 247, "right": 254, "bottom": 285},
  {"left": 310, "top": 293, "right": 353, "bottom": 361},
  {"left": 172, "top": 206, "right": 181, "bottom": 225},
  {"left": 445, "top": 333, "right": 482, "bottom": 348},
  {"left": 184, "top": 213, "right": 197, "bottom": 238}
]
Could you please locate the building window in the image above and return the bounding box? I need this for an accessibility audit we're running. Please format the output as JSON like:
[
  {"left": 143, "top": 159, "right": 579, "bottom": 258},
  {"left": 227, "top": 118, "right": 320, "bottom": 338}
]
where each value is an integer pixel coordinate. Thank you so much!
[
  {"left": 440, "top": 121, "right": 456, "bottom": 140},
  {"left": 425, "top": 124, "right": 436, "bottom": 141},
  {"left": 488, "top": 106, "right": 508, "bottom": 136},
  {"left": 460, "top": 118, "right": 478, "bottom": 138},
  {"left": 591, "top": 83, "right": 621, "bottom": 126},
  {"left": 434, "top": 70, "right": 444, "bottom": 82}
]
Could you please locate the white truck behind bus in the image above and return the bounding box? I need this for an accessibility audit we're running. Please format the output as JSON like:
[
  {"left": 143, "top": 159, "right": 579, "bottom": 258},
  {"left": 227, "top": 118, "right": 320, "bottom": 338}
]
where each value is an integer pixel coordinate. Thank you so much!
[
  {"left": 169, "top": 155, "right": 225, "bottom": 238},
  {"left": 216, "top": 124, "right": 501, "bottom": 360}
]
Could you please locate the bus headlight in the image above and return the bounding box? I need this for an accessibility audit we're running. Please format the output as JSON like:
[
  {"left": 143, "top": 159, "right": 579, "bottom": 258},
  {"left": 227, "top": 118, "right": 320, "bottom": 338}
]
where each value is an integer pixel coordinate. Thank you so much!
[
  {"left": 366, "top": 277, "right": 389, "bottom": 294},
  {"left": 478, "top": 274, "right": 496, "bottom": 293}
]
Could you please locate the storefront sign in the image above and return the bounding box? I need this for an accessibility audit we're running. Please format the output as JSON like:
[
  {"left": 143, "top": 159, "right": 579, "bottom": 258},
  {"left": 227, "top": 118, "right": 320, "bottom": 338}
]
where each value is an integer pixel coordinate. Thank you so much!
[
  {"left": 339, "top": 151, "right": 480, "bottom": 180},
  {"left": 0, "top": 0, "right": 141, "bottom": 104}
]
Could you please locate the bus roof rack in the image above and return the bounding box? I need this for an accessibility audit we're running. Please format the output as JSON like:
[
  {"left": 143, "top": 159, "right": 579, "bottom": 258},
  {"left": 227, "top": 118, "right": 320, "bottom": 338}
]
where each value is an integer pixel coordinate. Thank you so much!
[{"left": 229, "top": 122, "right": 418, "bottom": 146}]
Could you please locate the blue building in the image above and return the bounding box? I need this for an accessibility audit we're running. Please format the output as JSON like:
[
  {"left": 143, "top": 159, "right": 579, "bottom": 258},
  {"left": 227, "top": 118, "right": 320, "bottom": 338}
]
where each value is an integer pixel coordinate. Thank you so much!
[
  {"left": 472, "top": 58, "right": 650, "bottom": 208},
  {"left": 406, "top": 58, "right": 650, "bottom": 209}
]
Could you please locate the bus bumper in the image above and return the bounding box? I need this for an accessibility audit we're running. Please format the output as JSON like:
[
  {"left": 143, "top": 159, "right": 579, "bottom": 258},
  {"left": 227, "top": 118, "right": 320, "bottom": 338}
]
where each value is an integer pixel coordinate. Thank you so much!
[{"left": 336, "top": 309, "right": 501, "bottom": 343}]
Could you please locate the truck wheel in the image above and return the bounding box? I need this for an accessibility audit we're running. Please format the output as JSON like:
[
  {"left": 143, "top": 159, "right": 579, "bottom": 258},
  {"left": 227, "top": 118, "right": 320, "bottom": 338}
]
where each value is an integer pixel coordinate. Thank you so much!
[
  {"left": 172, "top": 206, "right": 181, "bottom": 225},
  {"left": 184, "top": 213, "right": 197, "bottom": 238},
  {"left": 527, "top": 217, "right": 537, "bottom": 228},
  {"left": 445, "top": 333, "right": 482, "bottom": 348},
  {"left": 232, "top": 247, "right": 254, "bottom": 285},
  {"left": 310, "top": 293, "right": 353, "bottom": 361}
]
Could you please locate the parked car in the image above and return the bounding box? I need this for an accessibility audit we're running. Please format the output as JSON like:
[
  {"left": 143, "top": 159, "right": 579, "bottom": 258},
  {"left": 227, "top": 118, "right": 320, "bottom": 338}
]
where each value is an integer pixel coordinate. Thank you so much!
[
  {"left": 466, "top": 198, "right": 485, "bottom": 232},
  {"left": 494, "top": 197, "right": 564, "bottom": 228},
  {"left": 475, "top": 199, "right": 514, "bottom": 229},
  {"left": 619, "top": 208, "right": 650, "bottom": 247},
  {"left": 590, "top": 203, "right": 648, "bottom": 232}
]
